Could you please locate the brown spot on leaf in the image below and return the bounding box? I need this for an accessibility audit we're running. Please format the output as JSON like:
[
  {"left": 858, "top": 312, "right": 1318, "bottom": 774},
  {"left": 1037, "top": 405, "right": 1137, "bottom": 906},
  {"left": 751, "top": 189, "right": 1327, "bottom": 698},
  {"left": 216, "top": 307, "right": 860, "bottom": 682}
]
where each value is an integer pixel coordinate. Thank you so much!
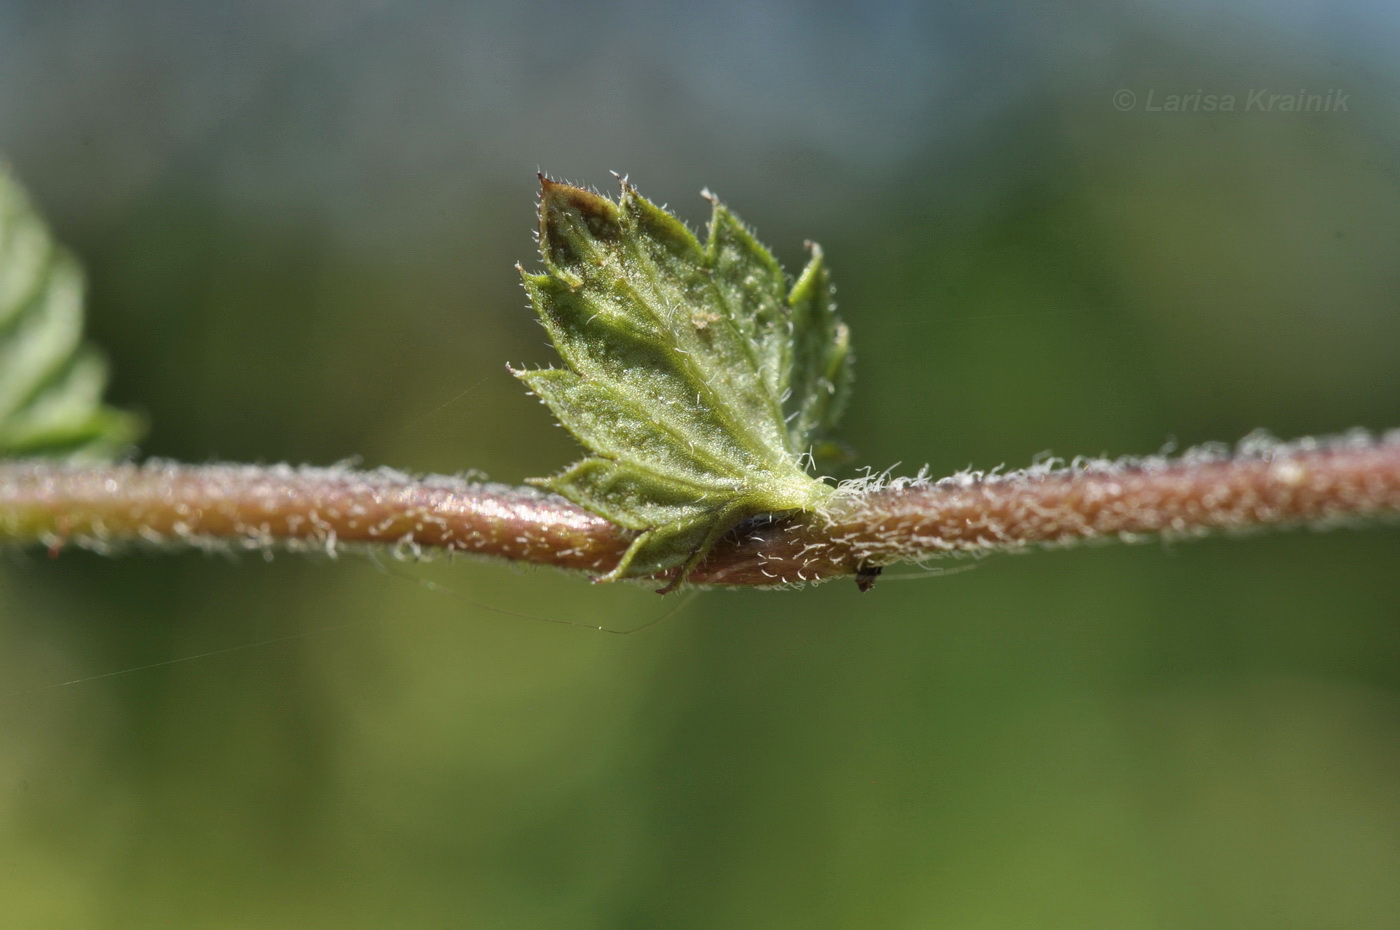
[{"left": 691, "top": 310, "right": 721, "bottom": 330}]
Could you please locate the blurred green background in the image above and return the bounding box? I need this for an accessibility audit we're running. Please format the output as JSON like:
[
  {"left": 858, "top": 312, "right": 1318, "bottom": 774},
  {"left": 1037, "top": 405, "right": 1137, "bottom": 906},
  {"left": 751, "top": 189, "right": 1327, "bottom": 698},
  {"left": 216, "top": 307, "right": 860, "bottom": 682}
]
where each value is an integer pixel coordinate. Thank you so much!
[{"left": 3, "top": 2, "right": 1400, "bottom": 927}]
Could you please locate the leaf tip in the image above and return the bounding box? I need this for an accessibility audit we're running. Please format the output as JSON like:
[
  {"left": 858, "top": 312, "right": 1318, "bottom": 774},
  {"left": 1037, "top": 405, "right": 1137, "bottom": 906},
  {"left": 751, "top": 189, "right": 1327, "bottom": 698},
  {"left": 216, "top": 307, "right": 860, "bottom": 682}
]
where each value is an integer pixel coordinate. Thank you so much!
[{"left": 536, "top": 173, "right": 625, "bottom": 271}]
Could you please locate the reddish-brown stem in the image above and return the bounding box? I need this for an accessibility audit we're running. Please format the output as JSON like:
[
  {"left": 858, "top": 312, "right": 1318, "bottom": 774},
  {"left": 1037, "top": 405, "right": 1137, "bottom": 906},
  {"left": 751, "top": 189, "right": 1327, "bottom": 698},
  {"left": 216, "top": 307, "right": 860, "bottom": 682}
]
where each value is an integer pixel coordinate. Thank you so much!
[
  {"left": 0, "top": 462, "right": 631, "bottom": 573},
  {"left": 1, "top": 432, "right": 1398, "bottom": 589}
]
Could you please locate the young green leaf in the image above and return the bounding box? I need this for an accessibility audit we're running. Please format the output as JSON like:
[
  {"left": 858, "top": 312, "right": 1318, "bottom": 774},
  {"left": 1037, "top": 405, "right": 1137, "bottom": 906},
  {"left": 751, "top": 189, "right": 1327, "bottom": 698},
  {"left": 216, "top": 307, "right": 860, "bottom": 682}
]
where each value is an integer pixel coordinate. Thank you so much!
[
  {"left": 514, "top": 175, "right": 852, "bottom": 589},
  {"left": 0, "top": 165, "right": 140, "bottom": 459}
]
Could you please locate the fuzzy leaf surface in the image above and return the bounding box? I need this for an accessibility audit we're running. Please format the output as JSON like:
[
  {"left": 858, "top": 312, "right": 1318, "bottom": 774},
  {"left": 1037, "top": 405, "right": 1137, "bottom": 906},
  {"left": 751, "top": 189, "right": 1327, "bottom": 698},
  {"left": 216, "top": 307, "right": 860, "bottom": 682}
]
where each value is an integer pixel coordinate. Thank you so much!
[
  {"left": 0, "top": 166, "right": 139, "bottom": 459},
  {"left": 515, "top": 176, "right": 852, "bottom": 586}
]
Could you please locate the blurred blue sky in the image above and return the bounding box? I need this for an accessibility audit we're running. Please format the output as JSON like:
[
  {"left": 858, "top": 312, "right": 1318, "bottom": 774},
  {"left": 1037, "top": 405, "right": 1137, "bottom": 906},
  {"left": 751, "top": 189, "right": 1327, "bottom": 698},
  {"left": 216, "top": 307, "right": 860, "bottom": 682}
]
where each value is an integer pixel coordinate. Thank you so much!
[{"left": 3, "top": 0, "right": 1396, "bottom": 249}]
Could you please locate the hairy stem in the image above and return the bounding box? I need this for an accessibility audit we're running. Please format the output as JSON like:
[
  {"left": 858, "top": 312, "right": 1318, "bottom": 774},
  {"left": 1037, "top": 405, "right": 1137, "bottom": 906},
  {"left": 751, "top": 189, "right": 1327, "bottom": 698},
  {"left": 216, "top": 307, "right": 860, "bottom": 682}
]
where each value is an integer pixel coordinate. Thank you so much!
[{"left": 2, "top": 432, "right": 1398, "bottom": 589}]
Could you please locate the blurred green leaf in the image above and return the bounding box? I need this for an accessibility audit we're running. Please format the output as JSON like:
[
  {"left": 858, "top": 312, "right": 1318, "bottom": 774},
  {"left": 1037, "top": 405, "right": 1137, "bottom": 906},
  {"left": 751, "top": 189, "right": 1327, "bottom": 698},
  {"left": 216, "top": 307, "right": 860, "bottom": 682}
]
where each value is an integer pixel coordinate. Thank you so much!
[{"left": 0, "top": 164, "right": 140, "bottom": 458}]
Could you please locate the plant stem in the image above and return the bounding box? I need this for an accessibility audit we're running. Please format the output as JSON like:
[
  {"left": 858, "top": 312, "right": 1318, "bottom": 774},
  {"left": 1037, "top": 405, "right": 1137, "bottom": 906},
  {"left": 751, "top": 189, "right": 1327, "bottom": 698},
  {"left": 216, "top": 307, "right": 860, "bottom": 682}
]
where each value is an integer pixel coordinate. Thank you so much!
[{"left": 2, "top": 432, "right": 1398, "bottom": 589}]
